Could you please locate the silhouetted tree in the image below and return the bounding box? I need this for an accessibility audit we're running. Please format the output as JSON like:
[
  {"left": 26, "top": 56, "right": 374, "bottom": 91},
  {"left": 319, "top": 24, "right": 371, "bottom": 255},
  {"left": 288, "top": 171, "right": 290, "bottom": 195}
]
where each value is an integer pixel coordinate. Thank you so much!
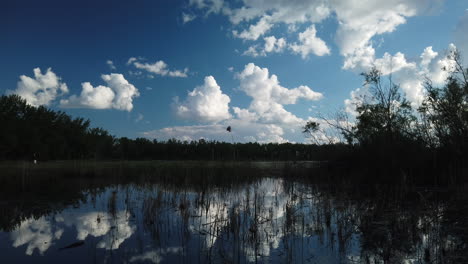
[
  {"left": 352, "top": 68, "right": 416, "bottom": 147},
  {"left": 419, "top": 49, "right": 468, "bottom": 169}
]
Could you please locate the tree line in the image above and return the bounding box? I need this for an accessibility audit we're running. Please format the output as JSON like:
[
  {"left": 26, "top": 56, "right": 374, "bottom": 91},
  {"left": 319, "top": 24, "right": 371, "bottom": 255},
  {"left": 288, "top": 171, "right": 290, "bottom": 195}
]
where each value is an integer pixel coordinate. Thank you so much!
[{"left": 0, "top": 94, "right": 348, "bottom": 161}]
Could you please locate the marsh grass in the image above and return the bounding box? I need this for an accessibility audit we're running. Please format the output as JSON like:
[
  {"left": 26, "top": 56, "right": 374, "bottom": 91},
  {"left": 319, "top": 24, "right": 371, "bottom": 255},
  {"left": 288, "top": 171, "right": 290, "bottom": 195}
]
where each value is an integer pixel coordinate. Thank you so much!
[{"left": 0, "top": 161, "right": 467, "bottom": 263}]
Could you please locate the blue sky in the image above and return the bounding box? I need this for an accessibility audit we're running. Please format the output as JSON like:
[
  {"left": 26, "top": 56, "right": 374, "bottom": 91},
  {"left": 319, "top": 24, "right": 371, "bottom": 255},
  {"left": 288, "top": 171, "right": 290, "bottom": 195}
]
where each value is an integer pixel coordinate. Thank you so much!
[{"left": 2, "top": 0, "right": 467, "bottom": 143}]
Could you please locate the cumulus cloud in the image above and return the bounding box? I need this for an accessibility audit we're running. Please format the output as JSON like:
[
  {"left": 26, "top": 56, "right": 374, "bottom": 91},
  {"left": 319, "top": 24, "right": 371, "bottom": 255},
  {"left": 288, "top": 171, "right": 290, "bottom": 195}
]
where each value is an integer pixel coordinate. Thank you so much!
[
  {"left": 343, "top": 44, "right": 459, "bottom": 111},
  {"left": 335, "top": 1, "right": 416, "bottom": 62},
  {"left": 130, "top": 59, "right": 188, "bottom": 78},
  {"left": 61, "top": 82, "right": 115, "bottom": 109},
  {"left": 189, "top": 0, "right": 441, "bottom": 62},
  {"left": 60, "top": 74, "right": 139, "bottom": 111},
  {"left": 420, "top": 46, "right": 438, "bottom": 68},
  {"left": 344, "top": 86, "right": 371, "bottom": 116},
  {"left": 233, "top": 15, "right": 273, "bottom": 40},
  {"left": 264, "top": 36, "right": 287, "bottom": 53},
  {"left": 243, "top": 36, "right": 286, "bottom": 57},
  {"left": 289, "top": 24, "right": 330, "bottom": 58},
  {"left": 7, "top": 68, "right": 68, "bottom": 107},
  {"left": 386, "top": 44, "right": 456, "bottom": 106},
  {"left": 173, "top": 76, "right": 231, "bottom": 123},
  {"left": 143, "top": 63, "right": 325, "bottom": 143},
  {"left": 236, "top": 63, "right": 323, "bottom": 124}
]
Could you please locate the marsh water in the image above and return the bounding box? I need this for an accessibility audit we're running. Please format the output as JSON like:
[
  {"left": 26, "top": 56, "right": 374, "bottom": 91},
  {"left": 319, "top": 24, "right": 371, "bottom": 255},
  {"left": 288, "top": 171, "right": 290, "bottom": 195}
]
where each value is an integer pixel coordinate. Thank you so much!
[{"left": 0, "top": 161, "right": 467, "bottom": 263}]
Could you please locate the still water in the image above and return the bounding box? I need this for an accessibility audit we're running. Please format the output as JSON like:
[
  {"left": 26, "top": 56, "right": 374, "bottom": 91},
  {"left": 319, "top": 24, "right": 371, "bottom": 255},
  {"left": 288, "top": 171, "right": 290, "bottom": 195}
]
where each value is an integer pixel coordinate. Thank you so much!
[{"left": 0, "top": 161, "right": 466, "bottom": 263}]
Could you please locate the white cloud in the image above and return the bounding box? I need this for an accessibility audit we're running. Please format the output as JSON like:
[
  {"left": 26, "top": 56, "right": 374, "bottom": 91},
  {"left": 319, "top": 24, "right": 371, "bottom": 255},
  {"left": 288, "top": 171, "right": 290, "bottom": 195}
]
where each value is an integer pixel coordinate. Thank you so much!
[
  {"left": 334, "top": 1, "right": 416, "bottom": 57},
  {"left": 236, "top": 63, "right": 323, "bottom": 124},
  {"left": 385, "top": 44, "right": 457, "bottom": 106},
  {"left": 343, "top": 44, "right": 459, "bottom": 109},
  {"left": 264, "top": 36, "right": 286, "bottom": 53},
  {"left": 289, "top": 24, "right": 330, "bottom": 58},
  {"left": 141, "top": 120, "right": 287, "bottom": 143},
  {"left": 7, "top": 68, "right": 68, "bottom": 107},
  {"left": 332, "top": 1, "right": 441, "bottom": 69},
  {"left": 232, "top": 107, "right": 257, "bottom": 122},
  {"left": 182, "top": 12, "right": 196, "bottom": 23},
  {"left": 373, "top": 52, "right": 416, "bottom": 75},
  {"left": 420, "top": 46, "right": 438, "bottom": 68},
  {"left": 344, "top": 86, "right": 371, "bottom": 116},
  {"left": 342, "top": 44, "right": 376, "bottom": 71},
  {"left": 106, "top": 60, "right": 116, "bottom": 70},
  {"left": 131, "top": 59, "right": 188, "bottom": 78},
  {"left": 61, "top": 82, "right": 115, "bottom": 109},
  {"left": 173, "top": 76, "right": 231, "bottom": 123},
  {"left": 233, "top": 15, "right": 273, "bottom": 40},
  {"left": 227, "top": 0, "right": 330, "bottom": 25},
  {"left": 189, "top": 0, "right": 441, "bottom": 62},
  {"left": 416, "top": 44, "right": 457, "bottom": 88},
  {"left": 60, "top": 74, "right": 139, "bottom": 111},
  {"left": 243, "top": 36, "right": 286, "bottom": 57},
  {"left": 143, "top": 63, "right": 325, "bottom": 143}
]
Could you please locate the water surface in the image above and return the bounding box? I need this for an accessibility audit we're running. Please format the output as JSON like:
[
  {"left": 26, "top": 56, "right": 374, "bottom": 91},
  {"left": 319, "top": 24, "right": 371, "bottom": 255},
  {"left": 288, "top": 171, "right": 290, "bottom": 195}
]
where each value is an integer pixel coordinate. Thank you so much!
[{"left": 0, "top": 161, "right": 466, "bottom": 263}]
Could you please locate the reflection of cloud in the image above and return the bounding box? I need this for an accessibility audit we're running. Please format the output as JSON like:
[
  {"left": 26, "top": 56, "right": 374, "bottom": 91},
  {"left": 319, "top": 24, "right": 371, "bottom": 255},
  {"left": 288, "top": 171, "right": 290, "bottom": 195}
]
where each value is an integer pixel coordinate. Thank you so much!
[
  {"left": 10, "top": 217, "right": 63, "bottom": 255},
  {"left": 58, "top": 210, "right": 135, "bottom": 250},
  {"left": 191, "top": 201, "right": 229, "bottom": 249},
  {"left": 10, "top": 205, "right": 135, "bottom": 255},
  {"left": 130, "top": 247, "right": 183, "bottom": 263},
  {"left": 96, "top": 211, "right": 135, "bottom": 250},
  {"left": 187, "top": 178, "right": 288, "bottom": 260}
]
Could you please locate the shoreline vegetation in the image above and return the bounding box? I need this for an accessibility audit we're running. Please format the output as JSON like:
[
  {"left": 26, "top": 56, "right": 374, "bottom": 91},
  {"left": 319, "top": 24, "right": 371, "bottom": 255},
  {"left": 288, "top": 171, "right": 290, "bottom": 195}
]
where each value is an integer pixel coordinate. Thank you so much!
[
  {"left": 1, "top": 50, "right": 467, "bottom": 183},
  {"left": 1, "top": 160, "right": 467, "bottom": 263}
]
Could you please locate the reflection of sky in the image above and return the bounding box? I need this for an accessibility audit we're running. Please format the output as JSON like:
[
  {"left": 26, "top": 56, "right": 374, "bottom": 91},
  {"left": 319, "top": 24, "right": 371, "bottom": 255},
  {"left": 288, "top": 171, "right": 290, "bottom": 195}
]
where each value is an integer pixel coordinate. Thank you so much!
[
  {"left": 56, "top": 210, "right": 135, "bottom": 250},
  {"left": 3, "top": 179, "right": 358, "bottom": 262},
  {"left": 10, "top": 216, "right": 63, "bottom": 255},
  {"left": 8, "top": 188, "right": 136, "bottom": 256},
  {"left": 1, "top": 179, "right": 449, "bottom": 263},
  {"left": 130, "top": 247, "right": 182, "bottom": 264}
]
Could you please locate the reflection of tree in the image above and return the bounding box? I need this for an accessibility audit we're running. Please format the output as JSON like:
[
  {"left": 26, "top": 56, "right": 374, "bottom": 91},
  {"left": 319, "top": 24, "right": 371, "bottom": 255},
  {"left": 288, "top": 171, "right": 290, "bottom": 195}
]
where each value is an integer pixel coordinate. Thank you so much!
[
  {"left": 309, "top": 183, "right": 468, "bottom": 263},
  {"left": 0, "top": 162, "right": 262, "bottom": 232},
  {"left": 1, "top": 163, "right": 467, "bottom": 263}
]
